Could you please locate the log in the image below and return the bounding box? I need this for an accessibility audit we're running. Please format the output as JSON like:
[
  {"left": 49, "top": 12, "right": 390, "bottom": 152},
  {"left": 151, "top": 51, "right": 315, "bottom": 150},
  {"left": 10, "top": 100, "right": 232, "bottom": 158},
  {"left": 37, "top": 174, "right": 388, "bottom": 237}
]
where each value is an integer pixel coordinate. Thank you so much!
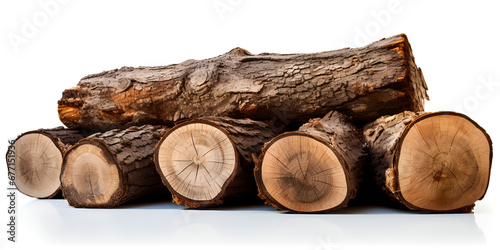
[
  {"left": 6, "top": 127, "right": 90, "bottom": 198},
  {"left": 60, "top": 125, "right": 170, "bottom": 208},
  {"left": 363, "top": 111, "right": 492, "bottom": 212},
  {"left": 58, "top": 34, "right": 428, "bottom": 130},
  {"left": 254, "top": 111, "right": 367, "bottom": 213},
  {"left": 154, "top": 117, "right": 278, "bottom": 208}
]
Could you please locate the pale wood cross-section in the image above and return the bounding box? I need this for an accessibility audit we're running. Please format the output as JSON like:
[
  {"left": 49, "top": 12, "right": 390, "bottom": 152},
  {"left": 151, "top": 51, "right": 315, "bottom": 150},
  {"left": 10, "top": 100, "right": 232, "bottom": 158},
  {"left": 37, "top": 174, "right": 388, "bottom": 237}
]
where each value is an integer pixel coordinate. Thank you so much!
[
  {"left": 14, "top": 134, "right": 63, "bottom": 198},
  {"left": 364, "top": 111, "right": 493, "bottom": 212},
  {"left": 9, "top": 128, "right": 88, "bottom": 198},
  {"left": 61, "top": 143, "right": 120, "bottom": 206},
  {"left": 255, "top": 111, "right": 367, "bottom": 213},
  {"left": 260, "top": 134, "right": 348, "bottom": 213},
  {"left": 155, "top": 117, "right": 278, "bottom": 208},
  {"left": 396, "top": 113, "right": 491, "bottom": 211},
  {"left": 156, "top": 122, "right": 237, "bottom": 202},
  {"left": 61, "top": 125, "right": 169, "bottom": 208}
]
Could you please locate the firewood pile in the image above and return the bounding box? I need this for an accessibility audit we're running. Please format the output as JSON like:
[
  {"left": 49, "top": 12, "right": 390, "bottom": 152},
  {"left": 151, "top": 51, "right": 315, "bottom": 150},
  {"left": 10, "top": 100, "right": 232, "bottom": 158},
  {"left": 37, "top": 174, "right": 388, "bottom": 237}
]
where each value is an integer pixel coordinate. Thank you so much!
[{"left": 7, "top": 34, "right": 492, "bottom": 213}]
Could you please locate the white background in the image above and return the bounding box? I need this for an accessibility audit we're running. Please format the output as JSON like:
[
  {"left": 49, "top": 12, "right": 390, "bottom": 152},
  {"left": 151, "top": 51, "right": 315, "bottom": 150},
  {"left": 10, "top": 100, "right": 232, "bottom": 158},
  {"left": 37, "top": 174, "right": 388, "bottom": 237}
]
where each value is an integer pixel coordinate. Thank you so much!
[{"left": 1, "top": 0, "right": 499, "bottom": 249}]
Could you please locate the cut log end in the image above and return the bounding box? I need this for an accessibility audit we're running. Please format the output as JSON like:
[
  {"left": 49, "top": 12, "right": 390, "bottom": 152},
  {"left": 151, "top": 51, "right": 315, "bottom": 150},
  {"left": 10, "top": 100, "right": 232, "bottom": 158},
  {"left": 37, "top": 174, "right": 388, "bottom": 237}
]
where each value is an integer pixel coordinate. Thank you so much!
[
  {"left": 257, "top": 133, "right": 350, "bottom": 213},
  {"left": 155, "top": 121, "right": 238, "bottom": 205},
  {"left": 14, "top": 133, "right": 63, "bottom": 198},
  {"left": 61, "top": 141, "right": 121, "bottom": 208},
  {"left": 395, "top": 113, "right": 492, "bottom": 211}
]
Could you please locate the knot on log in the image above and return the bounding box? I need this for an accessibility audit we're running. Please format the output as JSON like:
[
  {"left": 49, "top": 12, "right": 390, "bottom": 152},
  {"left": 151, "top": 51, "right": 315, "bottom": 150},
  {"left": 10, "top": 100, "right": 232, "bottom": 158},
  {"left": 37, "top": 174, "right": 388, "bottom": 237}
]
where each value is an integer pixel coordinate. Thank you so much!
[
  {"left": 188, "top": 67, "right": 215, "bottom": 95},
  {"left": 227, "top": 47, "right": 252, "bottom": 57},
  {"left": 116, "top": 78, "right": 132, "bottom": 93}
]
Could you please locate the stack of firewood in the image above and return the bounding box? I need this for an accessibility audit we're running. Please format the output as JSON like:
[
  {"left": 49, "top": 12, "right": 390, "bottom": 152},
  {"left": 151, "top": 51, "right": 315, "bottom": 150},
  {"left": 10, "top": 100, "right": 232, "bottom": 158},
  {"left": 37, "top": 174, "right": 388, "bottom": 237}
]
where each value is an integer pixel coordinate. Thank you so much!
[{"left": 7, "top": 34, "right": 492, "bottom": 213}]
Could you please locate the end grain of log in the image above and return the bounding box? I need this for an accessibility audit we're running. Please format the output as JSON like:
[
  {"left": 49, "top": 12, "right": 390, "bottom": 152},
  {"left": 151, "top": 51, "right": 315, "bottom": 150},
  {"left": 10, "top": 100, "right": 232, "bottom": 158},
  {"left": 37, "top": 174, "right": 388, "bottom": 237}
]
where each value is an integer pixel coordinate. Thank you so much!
[
  {"left": 363, "top": 111, "right": 492, "bottom": 212},
  {"left": 61, "top": 125, "right": 169, "bottom": 208},
  {"left": 6, "top": 128, "right": 90, "bottom": 198},
  {"left": 154, "top": 117, "right": 278, "bottom": 208},
  {"left": 254, "top": 111, "right": 368, "bottom": 213}
]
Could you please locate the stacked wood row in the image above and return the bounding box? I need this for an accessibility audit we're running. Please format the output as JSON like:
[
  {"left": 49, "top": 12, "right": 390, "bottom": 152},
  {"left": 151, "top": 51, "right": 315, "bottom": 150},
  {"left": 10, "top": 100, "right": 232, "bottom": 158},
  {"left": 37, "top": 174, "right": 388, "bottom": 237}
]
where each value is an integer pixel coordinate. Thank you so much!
[{"left": 5, "top": 33, "right": 493, "bottom": 213}]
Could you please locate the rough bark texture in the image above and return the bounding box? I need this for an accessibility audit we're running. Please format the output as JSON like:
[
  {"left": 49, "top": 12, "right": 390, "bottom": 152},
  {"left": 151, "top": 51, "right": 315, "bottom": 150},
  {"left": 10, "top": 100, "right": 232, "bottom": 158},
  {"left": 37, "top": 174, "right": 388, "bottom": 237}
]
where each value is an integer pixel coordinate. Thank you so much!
[
  {"left": 7, "top": 127, "right": 90, "bottom": 199},
  {"left": 363, "top": 111, "right": 493, "bottom": 212},
  {"left": 58, "top": 34, "right": 428, "bottom": 130},
  {"left": 61, "top": 125, "right": 170, "bottom": 208},
  {"left": 25, "top": 127, "right": 91, "bottom": 152},
  {"left": 254, "top": 111, "right": 368, "bottom": 213},
  {"left": 155, "top": 117, "right": 278, "bottom": 208}
]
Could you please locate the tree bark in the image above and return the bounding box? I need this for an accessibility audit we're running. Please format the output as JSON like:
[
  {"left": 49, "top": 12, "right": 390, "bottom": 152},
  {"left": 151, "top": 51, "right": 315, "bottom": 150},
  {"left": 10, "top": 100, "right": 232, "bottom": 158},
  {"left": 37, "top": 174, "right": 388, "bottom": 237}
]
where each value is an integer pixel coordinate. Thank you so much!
[
  {"left": 7, "top": 127, "right": 90, "bottom": 199},
  {"left": 58, "top": 33, "right": 428, "bottom": 130},
  {"left": 154, "top": 117, "right": 278, "bottom": 208},
  {"left": 363, "top": 111, "right": 493, "bottom": 212},
  {"left": 254, "top": 111, "right": 367, "bottom": 213},
  {"left": 61, "top": 125, "right": 170, "bottom": 208}
]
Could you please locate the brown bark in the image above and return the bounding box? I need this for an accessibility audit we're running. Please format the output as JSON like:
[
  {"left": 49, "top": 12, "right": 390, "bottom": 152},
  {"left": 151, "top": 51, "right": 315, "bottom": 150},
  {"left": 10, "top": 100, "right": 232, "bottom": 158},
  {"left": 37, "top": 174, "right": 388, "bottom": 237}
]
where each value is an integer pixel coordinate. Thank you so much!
[
  {"left": 154, "top": 117, "right": 278, "bottom": 208},
  {"left": 254, "top": 111, "right": 367, "bottom": 213},
  {"left": 363, "top": 111, "right": 493, "bottom": 212},
  {"left": 7, "top": 127, "right": 90, "bottom": 199},
  {"left": 24, "top": 128, "right": 90, "bottom": 151},
  {"left": 61, "top": 125, "right": 170, "bottom": 208},
  {"left": 58, "top": 34, "right": 428, "bottom": 130}
]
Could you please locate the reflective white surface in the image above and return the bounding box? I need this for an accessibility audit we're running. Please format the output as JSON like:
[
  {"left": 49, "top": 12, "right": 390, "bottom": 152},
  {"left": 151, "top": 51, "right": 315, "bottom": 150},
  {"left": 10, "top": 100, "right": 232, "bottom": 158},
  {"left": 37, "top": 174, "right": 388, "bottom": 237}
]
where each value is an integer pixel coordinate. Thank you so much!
[{"left": 12, "top": 198, "right": 498, "bottom": 250}]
